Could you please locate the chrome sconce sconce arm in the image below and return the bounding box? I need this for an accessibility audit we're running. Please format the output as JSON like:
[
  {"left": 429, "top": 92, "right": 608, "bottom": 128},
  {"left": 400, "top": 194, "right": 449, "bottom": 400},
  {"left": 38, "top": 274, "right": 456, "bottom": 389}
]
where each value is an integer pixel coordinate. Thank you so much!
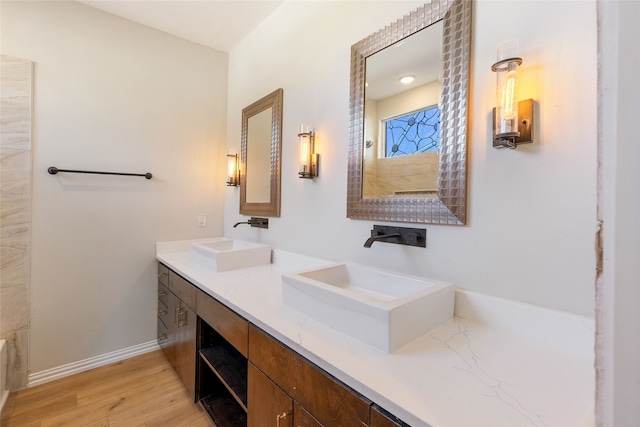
[
  {"left": 226, "top": 153, "right": 239, "bottom": 186},
  {"left": 491, "top": 40, "right": 534, "bottom": 149},
  {"left": 298, "top": 124, "right": 318, "bottom": 179}
]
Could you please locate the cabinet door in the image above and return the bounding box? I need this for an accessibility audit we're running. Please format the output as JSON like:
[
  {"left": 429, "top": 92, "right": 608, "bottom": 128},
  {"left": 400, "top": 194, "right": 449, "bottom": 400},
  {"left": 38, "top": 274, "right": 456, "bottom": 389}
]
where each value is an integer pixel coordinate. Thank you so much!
[
  {"left": 164, "top": 290, "right": 181, "bottom": 368},
  {"left": 175, "top": 302, "right": 196, "bottom": 400},
  {"left": 371, "top": 405, "right": 408, "bottom": 427},
  {"left": 248, "top": 363, "right": 292, "bottom": 427},
  {"left": 293, "top": 403, "right": 323, "bottom": 427},
  {"left": 249, "top": 325, "right": 370, "bottom": 426},
  {"left": 298, "top": 361, "right": 370, "bottom": 426}
]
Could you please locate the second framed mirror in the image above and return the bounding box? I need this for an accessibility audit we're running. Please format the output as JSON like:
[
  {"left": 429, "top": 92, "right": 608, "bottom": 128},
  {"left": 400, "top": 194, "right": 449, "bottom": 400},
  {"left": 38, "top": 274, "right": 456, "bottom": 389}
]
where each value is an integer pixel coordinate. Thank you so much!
[{"left": 240, "top": 88, "right": 283, "bottom": 217}]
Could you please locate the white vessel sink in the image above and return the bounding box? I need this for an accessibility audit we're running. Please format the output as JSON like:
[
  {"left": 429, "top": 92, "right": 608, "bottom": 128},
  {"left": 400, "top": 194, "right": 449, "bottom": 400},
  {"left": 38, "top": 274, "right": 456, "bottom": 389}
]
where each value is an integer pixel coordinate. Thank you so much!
[
  {"left": 190, "top": 238, "right": 271, "bottom": 272},
  {"left": 282, "top": 262, "right": 454, "bottom": 353}
]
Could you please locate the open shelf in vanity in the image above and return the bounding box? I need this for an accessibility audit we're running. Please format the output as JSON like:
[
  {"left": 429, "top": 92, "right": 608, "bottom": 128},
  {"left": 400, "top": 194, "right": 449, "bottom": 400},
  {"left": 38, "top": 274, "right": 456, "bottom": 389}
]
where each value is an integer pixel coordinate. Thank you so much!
[
  {"left": 196, "top": 318, "right": 248, "bottom": 426},
  {"left": 195, "top": 286, "right": 250, "bottom": 427}
]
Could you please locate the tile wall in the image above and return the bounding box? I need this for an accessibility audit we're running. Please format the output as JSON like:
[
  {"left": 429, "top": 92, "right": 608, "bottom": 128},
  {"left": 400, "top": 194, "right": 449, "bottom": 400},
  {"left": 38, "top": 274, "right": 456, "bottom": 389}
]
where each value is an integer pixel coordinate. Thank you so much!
[{"left": 0, "top": 54, "right": 32, "bottom": 390}]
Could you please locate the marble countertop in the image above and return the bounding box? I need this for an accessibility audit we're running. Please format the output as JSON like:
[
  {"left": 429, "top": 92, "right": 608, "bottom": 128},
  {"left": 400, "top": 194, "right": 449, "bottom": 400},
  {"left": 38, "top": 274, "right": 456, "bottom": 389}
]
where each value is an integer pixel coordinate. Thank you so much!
[{"left": 156, "top": 239, "right": 595, "bottom": 427}]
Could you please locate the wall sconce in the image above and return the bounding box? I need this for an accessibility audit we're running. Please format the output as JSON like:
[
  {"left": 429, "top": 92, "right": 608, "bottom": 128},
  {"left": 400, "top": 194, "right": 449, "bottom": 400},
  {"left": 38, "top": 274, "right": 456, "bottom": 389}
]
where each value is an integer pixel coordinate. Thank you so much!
[
  {"left": 491, "top": 40, "right": 533, "bottom": 149},
  {"left": 226, "top": 153, "right": 239, "bottom": 186},
  {"left": 298, "top": 124, "right": 318, "bottom": 179}
]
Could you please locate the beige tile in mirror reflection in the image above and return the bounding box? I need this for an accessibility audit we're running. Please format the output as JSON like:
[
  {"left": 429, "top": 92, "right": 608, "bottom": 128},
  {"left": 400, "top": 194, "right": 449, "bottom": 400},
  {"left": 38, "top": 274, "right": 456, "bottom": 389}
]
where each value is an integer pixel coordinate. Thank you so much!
[{"left": 364, "top": 152, "right": 439, "bottom": 198}]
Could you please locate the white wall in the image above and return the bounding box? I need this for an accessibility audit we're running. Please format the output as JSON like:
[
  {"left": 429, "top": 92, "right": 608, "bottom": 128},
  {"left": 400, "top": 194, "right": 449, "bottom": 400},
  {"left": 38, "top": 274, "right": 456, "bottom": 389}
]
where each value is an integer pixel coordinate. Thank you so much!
[
  {"left": 1, "top": 1, "right": 228, "bottom": 373},
  {"left": 225, "top": 0, "right": 597, "bottom": 317},
  {"left": 597, "top": 0, "right": 640, "bottom": 424}
]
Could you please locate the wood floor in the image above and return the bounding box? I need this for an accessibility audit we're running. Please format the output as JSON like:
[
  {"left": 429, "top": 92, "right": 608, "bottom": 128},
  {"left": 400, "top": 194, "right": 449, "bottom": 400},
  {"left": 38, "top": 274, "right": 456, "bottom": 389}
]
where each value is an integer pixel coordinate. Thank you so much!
[{"left": 1, "top": 350, "right": 213, "bottom": 427}]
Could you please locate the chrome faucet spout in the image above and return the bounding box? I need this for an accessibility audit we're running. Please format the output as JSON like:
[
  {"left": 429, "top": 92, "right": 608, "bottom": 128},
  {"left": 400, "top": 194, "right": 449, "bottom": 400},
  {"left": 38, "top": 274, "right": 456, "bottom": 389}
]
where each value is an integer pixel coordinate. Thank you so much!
[
  {"left": 233, "top": 221, "right": 250, "bottom": 228},
  {"left": 364, "top": 233, "right": 401, "bottom": 248}
]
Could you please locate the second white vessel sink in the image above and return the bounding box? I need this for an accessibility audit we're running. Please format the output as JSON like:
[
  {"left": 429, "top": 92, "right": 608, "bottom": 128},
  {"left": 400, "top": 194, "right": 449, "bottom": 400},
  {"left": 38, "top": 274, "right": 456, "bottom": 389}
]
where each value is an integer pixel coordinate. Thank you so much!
[
  {"left": 281, "top": 262, "right": 454, "bottom": 353},
  {"left": 190, "top": 238, "right": 271, "bottom": 272}
]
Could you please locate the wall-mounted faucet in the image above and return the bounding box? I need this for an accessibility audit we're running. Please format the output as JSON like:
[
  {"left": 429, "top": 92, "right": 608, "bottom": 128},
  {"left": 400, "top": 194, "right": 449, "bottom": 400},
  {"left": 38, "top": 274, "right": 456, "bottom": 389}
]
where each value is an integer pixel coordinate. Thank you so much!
[
  {"left": 364, "top": 225, "right": 426, "bottom": 248},
  {"left": 233, "top": 217, "right": 269, "bottom": 229}
]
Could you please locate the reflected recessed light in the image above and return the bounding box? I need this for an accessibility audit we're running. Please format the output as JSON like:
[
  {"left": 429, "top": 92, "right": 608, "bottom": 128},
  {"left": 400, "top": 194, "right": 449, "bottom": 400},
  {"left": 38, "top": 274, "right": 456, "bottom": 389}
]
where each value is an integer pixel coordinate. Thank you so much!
[{"left": 399, "top": 75, "right": 415, "bottom": 84}]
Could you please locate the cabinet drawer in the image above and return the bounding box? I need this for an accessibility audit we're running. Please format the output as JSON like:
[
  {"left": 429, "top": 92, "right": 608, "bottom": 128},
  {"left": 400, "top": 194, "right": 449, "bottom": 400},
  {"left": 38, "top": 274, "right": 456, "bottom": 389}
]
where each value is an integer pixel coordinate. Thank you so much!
[
  {"left": 158, "top": 283, "right": 169, "bottom": 308},
  {"left": 157, "top": 317, "right": 169, "bottom": 342},
  {"left": 248, "top": 325, "right": 303, "bottom": 397},
  {"left": 158, "top": 263, "right": 169, "bottom": 286},
  {"left": 371, "top": 405, "right": 409, "bottom": 427},
  {"left": 197, "top": 289, "right": 248, "bottom": 357},
  {"left": 248, "top": 325, "right": 370, "bottom": 426},
  {"left": 158, "top": 298, "right": 169, "bottom": 327},
  {"left": 168, "top": 270, "right": 197, "bottom": 310},
  {"left": 294, "top": 402, "right": 323, "bottom": 427}
]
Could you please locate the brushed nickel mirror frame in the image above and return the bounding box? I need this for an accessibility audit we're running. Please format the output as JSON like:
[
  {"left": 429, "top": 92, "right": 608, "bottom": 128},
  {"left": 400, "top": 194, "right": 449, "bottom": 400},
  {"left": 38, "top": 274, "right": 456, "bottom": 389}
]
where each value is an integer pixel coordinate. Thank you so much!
[
  {"left": 240, "top": 88, "right": 283, "bottom": 217},
  {"left": 347, "top": 0, "right": 472, "bottom": 225}
]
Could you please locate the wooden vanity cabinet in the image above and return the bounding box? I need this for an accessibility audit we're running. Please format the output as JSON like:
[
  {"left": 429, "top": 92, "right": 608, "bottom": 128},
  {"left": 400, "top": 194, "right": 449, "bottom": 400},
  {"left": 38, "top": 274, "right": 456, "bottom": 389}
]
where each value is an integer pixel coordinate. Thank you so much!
[
  {"left": 156, "top": 264, "right": 197, "bottom": 400},
  {"left": 248, "top": 325, "right": 371, "bottom": 427},
  {"left": 157, "top": 263, "right": 412, "bottom": 426}
]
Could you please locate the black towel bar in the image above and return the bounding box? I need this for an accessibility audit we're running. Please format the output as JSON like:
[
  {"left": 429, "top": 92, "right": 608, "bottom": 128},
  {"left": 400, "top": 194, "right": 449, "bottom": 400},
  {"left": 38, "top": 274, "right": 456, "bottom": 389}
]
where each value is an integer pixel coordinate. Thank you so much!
[{"left": 48, "top": 167, "right": 152, "bottom": 179}]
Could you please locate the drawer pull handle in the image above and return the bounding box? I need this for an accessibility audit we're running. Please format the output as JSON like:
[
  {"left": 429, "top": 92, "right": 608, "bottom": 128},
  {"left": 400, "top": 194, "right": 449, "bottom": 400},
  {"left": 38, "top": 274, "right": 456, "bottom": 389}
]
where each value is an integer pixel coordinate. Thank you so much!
[
  {"left": 158, "top": 334, "right": 167, "bottom": 341},
  {"left": 158, "top": 272, "right": 168, "bottom": 278},
  {"left": 175, "top": 308, "right": 186, "bottom": 327},
  {"left": 158, "top": 291, "right": 167, "bottom": 297},
  {"left": 158, "top": 310, "right": 167, "bottom": 316},
  {"left": 276, "top": 411, "right": 288, "bottom": 427}
]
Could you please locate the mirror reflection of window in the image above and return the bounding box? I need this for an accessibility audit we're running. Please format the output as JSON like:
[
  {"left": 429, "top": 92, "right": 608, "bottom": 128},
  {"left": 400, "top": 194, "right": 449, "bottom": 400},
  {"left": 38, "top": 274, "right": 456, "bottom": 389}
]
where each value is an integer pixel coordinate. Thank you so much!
[
  {"left": 362, "top": 21, "right": 443, "bottom": 200},
  {"left": 384, "top": 105, "right": 440, "bottom": 157}
]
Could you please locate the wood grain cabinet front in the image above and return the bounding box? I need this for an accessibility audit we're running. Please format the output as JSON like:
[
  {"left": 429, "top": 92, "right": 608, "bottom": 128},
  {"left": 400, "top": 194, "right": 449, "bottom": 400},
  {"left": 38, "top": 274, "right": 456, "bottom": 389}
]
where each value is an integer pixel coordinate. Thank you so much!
[
  {"left": 197, "top": 289, "right": 248, "bottom": 356},
  {"left": 174, "top": 302, "right": 196, "bottom": 399},
  {"left": 157, "top": 263, "right": 196, "bottom": 401},
  {"left": 169, "top": 270, "right": 197, "bottom": 310},
  {"left": 370, "top": 405, "right": 411, "bottom": 427},
  {"left": 248, "top": 325, "right": 370, "bottom": 427},
  {"left": 158, "top": 263, "right": 169, "bottom": 286},
  {"left": 293, "top": 402, "right": 323, "bottom": 427},
  {"left": 247, "top": 363, "right": 293, "bottom": 427}
]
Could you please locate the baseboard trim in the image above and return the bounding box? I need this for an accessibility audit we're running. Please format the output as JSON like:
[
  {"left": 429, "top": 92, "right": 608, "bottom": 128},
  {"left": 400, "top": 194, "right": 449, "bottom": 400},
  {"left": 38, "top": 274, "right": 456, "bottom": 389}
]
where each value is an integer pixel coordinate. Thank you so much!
[{"left": 28, "top": 340, "right": 160, "bottom": 388}]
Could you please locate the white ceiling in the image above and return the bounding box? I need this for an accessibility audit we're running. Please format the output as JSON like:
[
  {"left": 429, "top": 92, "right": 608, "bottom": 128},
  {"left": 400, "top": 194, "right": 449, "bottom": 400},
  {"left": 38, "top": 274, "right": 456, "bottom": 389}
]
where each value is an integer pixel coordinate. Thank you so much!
[
  {"left": 77, "top": 1, "right": 441, "bottom": 102},
  {"left": 77, "top": 0, "right": 284, "bottom": 52}
]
